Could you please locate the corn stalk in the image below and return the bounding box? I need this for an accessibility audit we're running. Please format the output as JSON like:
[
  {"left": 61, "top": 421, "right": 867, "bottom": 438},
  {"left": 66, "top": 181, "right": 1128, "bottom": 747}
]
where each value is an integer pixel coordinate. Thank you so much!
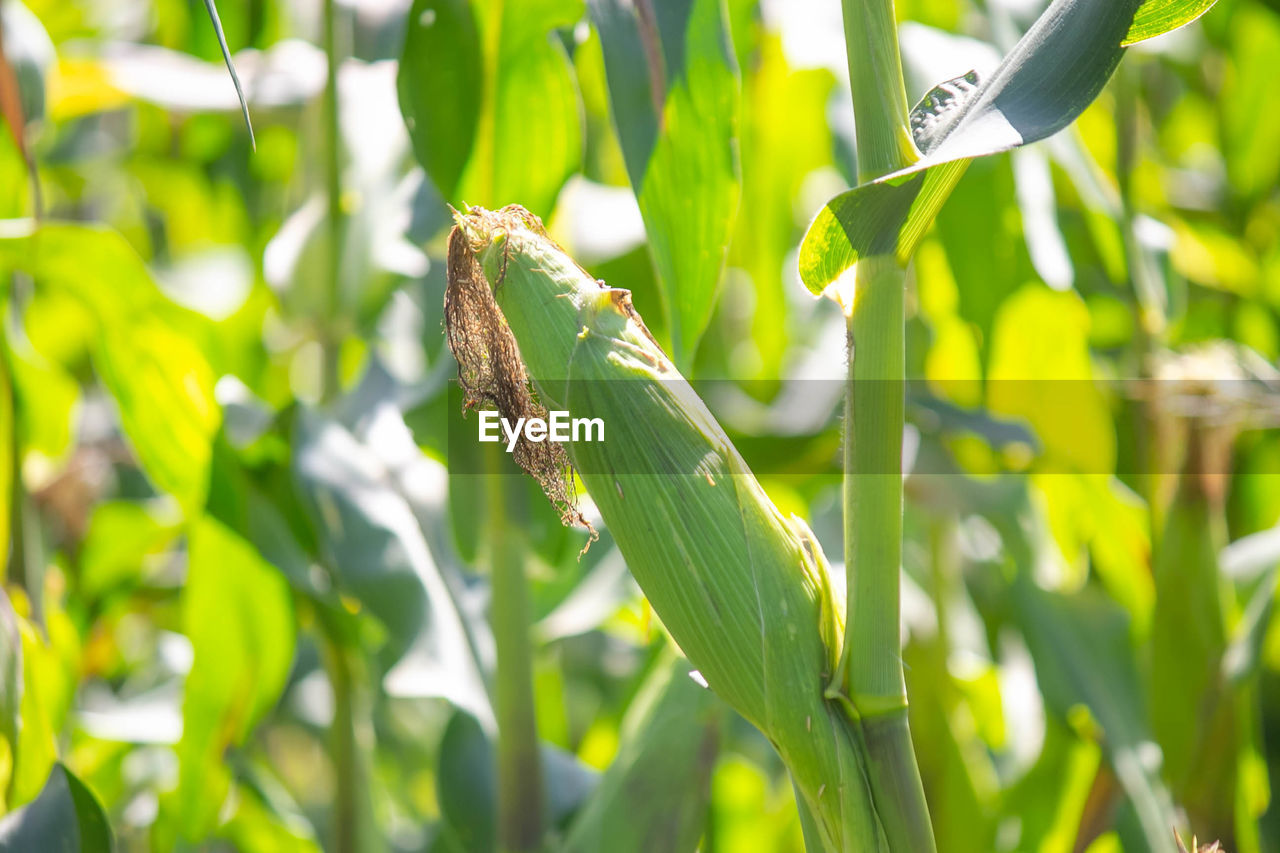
[{"left": 830, "top": 3, "right": 936, "bottom": 851}]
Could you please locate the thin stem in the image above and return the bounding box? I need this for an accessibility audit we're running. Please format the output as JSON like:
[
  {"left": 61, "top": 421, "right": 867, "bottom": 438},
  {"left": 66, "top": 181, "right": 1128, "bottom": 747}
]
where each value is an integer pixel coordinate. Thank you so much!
[
  {"left": 843, "top": 256, "right": 905, "bottom": 704},
  {"left": 321, "top": 0, "right": 343, "bottom": 402},
  {"left": 842, "top": 258, "right": 933, "bottom": 852},
  {"left": 318, "top": 622, "right": 377, "bottom": 853},
  {"left": 487, "top": 446, "right": 544, "bottom": 851},
  {"left": 841, "top": 0, "right": 918, "bottom": 182},
  {"left": 1115, "top": 62, "right": 1168, "bottom": 523},
  {"left": 837, "top": 1, "right": 935, "bottom": 850}
]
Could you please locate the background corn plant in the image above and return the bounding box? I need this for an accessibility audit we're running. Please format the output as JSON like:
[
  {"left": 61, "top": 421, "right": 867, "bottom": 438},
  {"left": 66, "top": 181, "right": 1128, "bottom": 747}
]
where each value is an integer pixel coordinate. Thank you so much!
[{"left": 0, "top": 0, "right": 1277, "bottom": 851}]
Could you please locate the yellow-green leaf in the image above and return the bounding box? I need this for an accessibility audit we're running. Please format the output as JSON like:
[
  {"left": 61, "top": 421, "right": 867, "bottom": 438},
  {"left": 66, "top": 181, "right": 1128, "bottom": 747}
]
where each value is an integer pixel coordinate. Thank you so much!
[
  {"left": 1124, "top": 0, "right": 1220, "bottom": 46},
  {"left": 171, "top": 517, "right": 295, "bottom": 840}
]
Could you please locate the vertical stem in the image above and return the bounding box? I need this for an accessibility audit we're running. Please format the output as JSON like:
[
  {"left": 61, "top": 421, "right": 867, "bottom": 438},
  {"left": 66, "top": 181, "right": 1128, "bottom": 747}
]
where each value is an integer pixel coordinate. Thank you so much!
[
  {"left": 321, "top": 0, "right": 343, "bottom": 401},
  {"left": 487, "top": 446, "right": 544, "bottom": 851},
  {"left": 844, "top": 255, "right": 905, "bottom": 704},
  {"left": 1, "top": 317, "right": 40, "bottom": 622},
  {"left": 841, "top": 0, "right": 917, "bottom": 182},
  {"left": 316, "top": 11, "right": 366, "bottom": 849},
  {"left": 843, "top": 257, "right": 934, "bottom": 852},
  {"left": 321, "top": 635, "right": 357, "bottom": 853},
  {"left": 317, "top": 614, "right": 379, "bottom": 853},
  {"left": 1115, "top": 63, "right": 1167, "bottom": 522},
  {"left": 2, "top": 330, "right": 17, "bottom": 586},
  {"left": 838, "top": 1, "right": 935, "bottom": 850}
]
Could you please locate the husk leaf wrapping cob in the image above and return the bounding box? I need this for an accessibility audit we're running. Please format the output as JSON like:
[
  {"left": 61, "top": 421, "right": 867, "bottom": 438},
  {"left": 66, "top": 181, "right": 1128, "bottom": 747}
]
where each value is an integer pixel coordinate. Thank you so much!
[{"left": 446, "top": 205, "right": 887, "bottom": 851}]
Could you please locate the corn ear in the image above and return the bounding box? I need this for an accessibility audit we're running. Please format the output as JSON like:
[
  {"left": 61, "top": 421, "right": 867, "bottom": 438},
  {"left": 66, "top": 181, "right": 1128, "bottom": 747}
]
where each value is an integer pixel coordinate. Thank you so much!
[{"left": 447, "top": 205, "right": 883, "bottom": 851}]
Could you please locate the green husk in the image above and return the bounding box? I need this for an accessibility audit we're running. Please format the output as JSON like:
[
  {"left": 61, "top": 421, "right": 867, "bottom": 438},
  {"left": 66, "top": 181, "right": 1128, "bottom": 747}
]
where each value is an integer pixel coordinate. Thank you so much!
[{"left": 446, "top": 205, "right": 884, "bottom": 851}]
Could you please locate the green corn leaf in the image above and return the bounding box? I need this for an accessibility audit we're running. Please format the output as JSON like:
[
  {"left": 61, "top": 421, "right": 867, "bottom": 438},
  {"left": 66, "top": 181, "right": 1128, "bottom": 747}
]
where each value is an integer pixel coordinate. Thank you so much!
[
  {"left": 291, "top": 410, "right": 494, "bottom": 727},
  {"left": 0, "top": 224, "right": 219, "bottom": 515},
  {"left": 1012, "top": 577, "right": 1180, "bottom": 853},
  {"left": 1149, "top": 488, "right": 1227, "bottom": 792},
  {"left": 564, "top": 656, "right": 720, "bottom": 853},
  {"left": 1000, "top": 718, "right": 1103, "bottom": 853},
  {"left": 433, "top": 709, "right": 598, "bottom": 852},
  {"left": 201, "top": 0, "right": 254, "bottom": 148},
  {"left": 446, "top": 206, "right": 881, "bottom": 851},
  {"left": 982, "top": 488, "right": 1181, "bottom": 853},
  {"left": 0, "top": 591, "right": 19, "bottom": 794},
  {"left": 78, "top": 501, "right": 180, "bottom": 601},
  {"left": 398, "top": 0, "right": 482, "bottom": 202},
  {"left": 1124, "top": 0, "right": 1219, "bottom": 45},
  {"left": 0, "top": 350, "right": 10, "bottom": 579},
  {"left": 588, "top": 0, "right": 742, "bottom": 367},
  {"left": 399, "top": 0, "right": 583, "bottom": 218},
  {"left": 170, "top": 517, "right": 295, "bottom": 840},
  {"left": 798, "top": 0, "right": 1221, "bottom": 294},
  {"left": 0, "top": 763, "right": 113, "bottom": 853},
  {"left": 11, "top": 614, "right": 57, "bottom": 809}
]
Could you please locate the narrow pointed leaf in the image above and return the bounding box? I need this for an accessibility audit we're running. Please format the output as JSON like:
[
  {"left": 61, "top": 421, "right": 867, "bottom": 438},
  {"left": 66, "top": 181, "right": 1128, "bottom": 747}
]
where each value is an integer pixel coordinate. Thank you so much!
[
  {"left": 0, "top": 763, "right": 113, "bottom": 853},
  {"left": 173, "top": 518, "right": 295, "bottom": 839},
  {"left": 1012, "top": 578, "right": 1180, "bottom": 852},
  {"left": 201, "top": 0, "right": 255, "bottom": 148},
  {"left": 589, "top": 0, "right": 741, "bottom": 366},
  {"left": 565, "top": 658, "right": 719, "bottom": 853}
]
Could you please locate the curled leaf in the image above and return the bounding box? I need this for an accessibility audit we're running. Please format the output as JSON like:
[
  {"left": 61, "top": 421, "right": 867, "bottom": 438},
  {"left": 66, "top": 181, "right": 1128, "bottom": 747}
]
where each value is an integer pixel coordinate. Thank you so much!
[{"left": 799, "top": 0, "right": 1221, "bottom": 294}]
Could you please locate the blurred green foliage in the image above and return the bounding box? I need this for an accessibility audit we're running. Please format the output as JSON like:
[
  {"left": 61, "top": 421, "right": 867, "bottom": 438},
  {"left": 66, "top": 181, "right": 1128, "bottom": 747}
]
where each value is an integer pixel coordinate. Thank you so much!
[{"left": 0, "top": 0, "right": 1276, "bottom": 851}]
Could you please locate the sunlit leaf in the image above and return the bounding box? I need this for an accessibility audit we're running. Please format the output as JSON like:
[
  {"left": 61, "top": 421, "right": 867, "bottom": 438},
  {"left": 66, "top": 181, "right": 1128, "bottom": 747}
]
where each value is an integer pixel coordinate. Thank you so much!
[
  {"left": 1221, "top": 6, "right": 1280, "bottom": 199},
  {"left": 589, "top": 0, "right": 742, "bottom": 366},
  {"left": 0, "top": 224, "right": 221, "bottom": 514},
  {"left": 0, "top": 22, "right": 29, "bottom": 198},
  {"left": 12, "top": 612, "right": 61, "bottom": 807},
  {"left": 1147, "top": 471, "right": 1241, "bottom": 838},
  {"left": 7, "top": 343, "right": 77, "bottom": 462},
  {"left": 987, "top": 286, "right": 1114, "bottom": 474},
  {"left": 171, "top": 517, "right": 295, "bottom": 839},
  {"left": 0, "top": 591, "right": 19, "bottom": 797},
  {"left": 730, "top": 36, "right": 835, "bottom": 379},
  {"left": 1001, "top": 718, "right": 1102, "bottom": 853},
  {"left": 0, "top": 763, "right": 112, "bottom": 853},
  {"left": 221, "top": 781, "right": 322, "bottom": 853},
  {"left": 565, "top": 657, "right": 720, "bottom": 852},
  {"left": 96, "top": 319, "right": 220, "bottom": 515},
  {"left": 78, "top": 501, "right": 180, "bottom": 600},
  {"left": 400, "top": 0, "right": 582, "bottom": 218},
  {"left": 902, "top": 638, "right": 996, "bottom": 853},
  {"left": 990, "top": 493, "right": 1181, "bottom": 852},
  {"left": 1123, "top": 0, "right": 1220, "bottom": 46},
  {"left": 398, "top": 0, "right": 482, "bottom": 202},
  {"left": 799, "top": 0, "right": 1222, "bottom": 294}
]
